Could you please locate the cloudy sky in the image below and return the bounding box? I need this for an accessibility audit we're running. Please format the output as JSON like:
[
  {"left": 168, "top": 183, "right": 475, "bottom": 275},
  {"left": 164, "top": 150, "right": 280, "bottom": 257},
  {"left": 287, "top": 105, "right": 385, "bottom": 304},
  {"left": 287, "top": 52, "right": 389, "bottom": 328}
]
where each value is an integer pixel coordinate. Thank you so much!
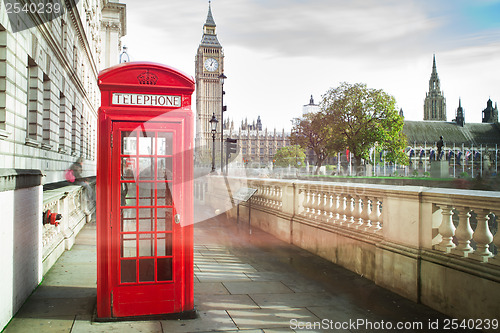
[{"left": 120, "top": 0, "right": 500, "bottom": 131}]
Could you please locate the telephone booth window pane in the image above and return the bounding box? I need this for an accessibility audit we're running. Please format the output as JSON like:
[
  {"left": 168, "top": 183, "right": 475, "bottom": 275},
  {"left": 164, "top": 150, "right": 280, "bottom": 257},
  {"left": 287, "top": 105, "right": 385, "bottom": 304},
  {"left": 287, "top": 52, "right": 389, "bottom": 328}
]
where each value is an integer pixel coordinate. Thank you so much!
[
  {"left": 121, "top": 158, "right": 136, "bottom": 179},
  {"left": 158, "top": 133, "right": 173, "bottom": 155},
  {"left": 157, "top": 233, "right": 172, "bottom": 256},
  {"left": 157, "top": 157, "right": 173, "bottom": 180},
  {"left": 138, "top": 208, "right": 155, "bottom": 232},
  {"left": 157, "top": 208, "right": 173, "bottom": 231},
  {"left": 138, "top": 182, "right": 155, "bottom": 206},
  {"left": 138, "top": 134, "right": 155, "bottom": 155},
  {"left": 157, "top": 183, "right": 172, "bottom": 206},
  {"left": 121, "top": 183, "right": 136, "bottom": 207},
  {"left": 139, "top": 259, "right": 155, "bottom": 282},
  {"left": 121, "top": 131, "right": 137, "bottom": 155},
  {"left": 121, "top": 259, "right": 136, "bottom": 283},
  {"left": 157, "top": 258, "right": 172, "bottom": 281},
  {"left": 121, "top": 209, "right": 136, "bottom": 232},
  {"left": 121, "top": 234, "right": 136, "bottom": 258},
  {"left": 138, "top": 158, "right": 155, "bottom": 180},
  {"left": 139, "top": 234, "right": 154, "bottom": 257}
]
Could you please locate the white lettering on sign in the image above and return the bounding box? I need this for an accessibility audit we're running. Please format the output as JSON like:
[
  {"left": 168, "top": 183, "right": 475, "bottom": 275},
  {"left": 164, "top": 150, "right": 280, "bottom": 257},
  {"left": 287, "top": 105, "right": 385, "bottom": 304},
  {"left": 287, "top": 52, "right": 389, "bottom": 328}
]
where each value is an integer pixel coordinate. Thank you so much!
[{"left": 112, "top": 93, "right": 181, "bottom": 107}]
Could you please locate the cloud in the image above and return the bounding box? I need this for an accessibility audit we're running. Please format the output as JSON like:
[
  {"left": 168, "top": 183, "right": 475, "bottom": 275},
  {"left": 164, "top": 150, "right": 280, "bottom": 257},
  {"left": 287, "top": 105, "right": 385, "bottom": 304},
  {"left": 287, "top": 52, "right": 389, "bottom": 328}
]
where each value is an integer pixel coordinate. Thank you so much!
[{"left": 216, "top": 0, "right": 442, "bottom": 60}]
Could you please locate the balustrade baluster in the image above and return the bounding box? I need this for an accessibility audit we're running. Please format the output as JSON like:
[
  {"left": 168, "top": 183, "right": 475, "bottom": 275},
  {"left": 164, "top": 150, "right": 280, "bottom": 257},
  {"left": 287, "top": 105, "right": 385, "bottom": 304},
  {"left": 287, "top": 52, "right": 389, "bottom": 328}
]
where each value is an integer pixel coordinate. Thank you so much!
[
  {"left": 369, "top": 197, "right": 382, "bottom": 232},
  {"left": 268, "top": 186, "right": 274, "bottom": 207},
  {"left": 434, "top": 204, "right": 456, "bottom": 253},
  {"left": 273, "top": 186, "right": 279, "bottom": 209},
  {"left": 353, "top": 196, "right": 363, "bottom": 229},
  {"left": 321, "top": 192, "right": 329, "bottom": 221},
  {"left": 339, "top": 195, "right": 347, "bottom": 226},
  {"left": 266, "top": 185, "right": 273, "bottom": 208},
  {"left": 302, "top": 189, "right": 310, "bottom": 216},
  {"left": 332, "top": 194, "right": 341, "bottom": 224},
  {"left": 470, "top": 209, "right": 494, "bottom": 262},
  {"left": 451, "top": 207, "right": 473, "bottom": 257},
  {"left": 346, "top": 196, "right": 355, "bottom": 227},
  {"left": 276, "top": 186, "right": 283, "bottom": 210},
  {"left": 264, "top": 186, "right": 270, "bottom": 206},
  {"left": 325, "top": 193, "right": 334, "bottom": 222},
  {"left": 309, "top": 191, "right": 317, "bottom": 218},
  {"left": 316, "top": 192, "right": 325, "bottom": 220},
  {"left": 362, "top": 196, "right": 372, "bottom": 231}
]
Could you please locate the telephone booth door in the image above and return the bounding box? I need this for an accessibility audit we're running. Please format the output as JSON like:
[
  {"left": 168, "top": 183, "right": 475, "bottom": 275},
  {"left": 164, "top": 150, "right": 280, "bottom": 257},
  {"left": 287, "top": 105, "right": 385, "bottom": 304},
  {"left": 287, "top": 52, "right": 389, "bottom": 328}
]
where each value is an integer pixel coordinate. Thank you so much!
[
  {"left": 96, "top": 62, "right": 195, "bottom": 320},
  {"left": 112, "top": 122, "right": 181, "bottom": 317}
]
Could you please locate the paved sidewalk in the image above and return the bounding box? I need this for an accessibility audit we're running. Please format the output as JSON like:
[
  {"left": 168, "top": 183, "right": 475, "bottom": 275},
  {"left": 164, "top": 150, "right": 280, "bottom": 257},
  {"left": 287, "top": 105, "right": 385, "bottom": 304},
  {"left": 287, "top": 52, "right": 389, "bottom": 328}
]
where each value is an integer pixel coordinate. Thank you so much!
[{"left": 4, "top": 210, "right": 461, "bottom": 332}]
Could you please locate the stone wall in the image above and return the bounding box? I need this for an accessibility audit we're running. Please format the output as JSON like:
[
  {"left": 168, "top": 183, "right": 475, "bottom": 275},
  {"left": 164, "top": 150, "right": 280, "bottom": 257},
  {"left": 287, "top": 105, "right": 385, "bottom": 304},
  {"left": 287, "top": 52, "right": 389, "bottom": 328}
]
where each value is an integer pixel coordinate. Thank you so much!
[{"left": 0, "top": 170, "right": 94, "bottom": 331}]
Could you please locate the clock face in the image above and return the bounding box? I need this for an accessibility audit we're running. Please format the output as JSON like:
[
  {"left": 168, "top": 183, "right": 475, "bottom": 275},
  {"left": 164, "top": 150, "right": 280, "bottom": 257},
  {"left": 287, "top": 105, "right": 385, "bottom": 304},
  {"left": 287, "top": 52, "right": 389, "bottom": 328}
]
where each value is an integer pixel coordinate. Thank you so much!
[{"left": 204, "top": 58, "right": 219, "bottom": 72}]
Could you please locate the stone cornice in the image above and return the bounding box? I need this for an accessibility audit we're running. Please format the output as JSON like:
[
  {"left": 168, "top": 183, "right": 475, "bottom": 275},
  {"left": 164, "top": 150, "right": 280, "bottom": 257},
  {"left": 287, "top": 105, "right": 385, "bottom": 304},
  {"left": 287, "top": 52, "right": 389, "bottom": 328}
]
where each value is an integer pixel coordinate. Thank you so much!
[{"left": 0, "top": 169, "right": 43, "bottom": 192}]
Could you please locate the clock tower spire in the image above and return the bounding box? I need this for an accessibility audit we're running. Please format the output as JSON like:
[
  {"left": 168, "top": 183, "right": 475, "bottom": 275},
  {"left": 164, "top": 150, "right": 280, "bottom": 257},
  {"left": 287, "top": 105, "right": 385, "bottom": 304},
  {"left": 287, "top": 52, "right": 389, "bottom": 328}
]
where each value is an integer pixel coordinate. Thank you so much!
[{"left": 195, "top": 1, "right": 224, "bottom": 156}]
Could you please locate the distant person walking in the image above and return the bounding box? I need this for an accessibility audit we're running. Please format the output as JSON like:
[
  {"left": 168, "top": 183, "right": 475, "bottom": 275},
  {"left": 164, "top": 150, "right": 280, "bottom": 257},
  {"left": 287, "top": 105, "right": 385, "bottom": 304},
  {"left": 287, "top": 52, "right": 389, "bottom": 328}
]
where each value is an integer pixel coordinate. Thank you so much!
[{"left": 69, "top": 157, "right": 95, "bottom": 202}]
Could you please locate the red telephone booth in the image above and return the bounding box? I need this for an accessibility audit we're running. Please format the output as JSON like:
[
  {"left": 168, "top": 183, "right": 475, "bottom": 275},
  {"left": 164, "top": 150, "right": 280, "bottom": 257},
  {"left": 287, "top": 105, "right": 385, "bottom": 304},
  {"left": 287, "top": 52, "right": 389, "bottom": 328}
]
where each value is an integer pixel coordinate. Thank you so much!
[{"left": 96, "top": 62, "right": 195, "bottom": 319}]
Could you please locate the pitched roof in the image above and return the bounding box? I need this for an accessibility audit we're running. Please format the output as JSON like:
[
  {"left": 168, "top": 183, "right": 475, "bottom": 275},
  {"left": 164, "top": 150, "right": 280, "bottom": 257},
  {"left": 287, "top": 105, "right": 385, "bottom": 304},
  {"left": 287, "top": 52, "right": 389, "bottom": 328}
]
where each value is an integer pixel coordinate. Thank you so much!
[
  {"left": 403, "top": 120, "right": 500, "bottom": 146},
  {"left": 200, "top": 34, "right": 222, "bottom": 48}
]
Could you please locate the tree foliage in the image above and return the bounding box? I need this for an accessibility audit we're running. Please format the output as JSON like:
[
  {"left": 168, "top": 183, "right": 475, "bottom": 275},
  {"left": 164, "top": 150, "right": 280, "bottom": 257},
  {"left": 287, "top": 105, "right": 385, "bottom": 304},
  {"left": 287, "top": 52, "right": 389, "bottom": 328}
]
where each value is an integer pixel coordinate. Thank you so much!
[
  {"left": 291, "top": 112, "right": 340, "bottom": 173},
  {"left": 274, "top": 145, "right": 306, "bottom": 168},
  {"left": 321, "top": 82, "right": 408, "bottom": 165}
]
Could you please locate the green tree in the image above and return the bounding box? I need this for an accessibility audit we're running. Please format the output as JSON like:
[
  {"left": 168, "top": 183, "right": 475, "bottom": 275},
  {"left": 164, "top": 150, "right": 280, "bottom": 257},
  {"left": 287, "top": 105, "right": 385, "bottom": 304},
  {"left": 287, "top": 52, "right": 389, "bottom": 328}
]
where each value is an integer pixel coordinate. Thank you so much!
[
  {"left": 291, "top": 112, "right": 341, "bottom": 174},
  {"left": 321, "top": 82, "right": 408, "bottom": 166},
  {"left": 274, "top": 145, "right": 306, "bottom": 168}
]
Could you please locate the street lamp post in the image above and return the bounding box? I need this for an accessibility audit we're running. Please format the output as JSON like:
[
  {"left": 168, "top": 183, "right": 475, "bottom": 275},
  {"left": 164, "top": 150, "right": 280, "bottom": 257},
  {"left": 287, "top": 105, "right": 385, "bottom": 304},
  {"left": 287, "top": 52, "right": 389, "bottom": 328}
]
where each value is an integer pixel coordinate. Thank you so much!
[
  {"left": 209, "top": 113, "right": 218, "bottom": 173},
  {"left": 219, "top": 73, "right": 227, "bottom": 173}
]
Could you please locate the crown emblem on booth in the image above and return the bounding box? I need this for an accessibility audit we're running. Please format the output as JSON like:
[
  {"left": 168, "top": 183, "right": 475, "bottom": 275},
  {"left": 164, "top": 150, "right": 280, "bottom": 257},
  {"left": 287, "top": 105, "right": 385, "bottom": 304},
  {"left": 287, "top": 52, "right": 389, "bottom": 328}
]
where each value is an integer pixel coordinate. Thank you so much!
[{"left": 137, "top": 71, "right": 158, "bottom": 85}]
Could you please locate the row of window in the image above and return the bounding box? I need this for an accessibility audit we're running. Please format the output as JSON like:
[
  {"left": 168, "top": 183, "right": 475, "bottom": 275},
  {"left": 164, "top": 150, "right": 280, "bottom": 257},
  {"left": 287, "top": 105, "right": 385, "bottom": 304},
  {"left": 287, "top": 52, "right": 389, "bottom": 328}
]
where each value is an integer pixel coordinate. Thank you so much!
[{"left": 27, "top": 56, "right": 95, "bottom": 160}]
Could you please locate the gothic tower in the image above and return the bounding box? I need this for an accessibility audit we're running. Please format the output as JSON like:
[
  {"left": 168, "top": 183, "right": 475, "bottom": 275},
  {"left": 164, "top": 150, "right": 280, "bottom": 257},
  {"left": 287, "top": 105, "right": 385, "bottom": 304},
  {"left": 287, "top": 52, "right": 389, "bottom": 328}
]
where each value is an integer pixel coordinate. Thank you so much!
[
  {"left": 424, "top": 55, "right": 446, "bottom": 121},
  {"left": 482, "top": 98, "right": 499, "bottom": 123},
  {"left": 455, "top": 98, "right": 465, "bottom": 127},
  {"left": 195, "top": 2, "right": 224, "bottom": 152}
]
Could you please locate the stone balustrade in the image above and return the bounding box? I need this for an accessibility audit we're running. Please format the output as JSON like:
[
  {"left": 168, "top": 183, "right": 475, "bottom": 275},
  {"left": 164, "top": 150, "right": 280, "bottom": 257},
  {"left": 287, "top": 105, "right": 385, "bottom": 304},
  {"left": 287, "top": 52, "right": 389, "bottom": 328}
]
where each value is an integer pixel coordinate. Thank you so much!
[
  {"left": 42, "top": 181, "right": 96, "bottom": 275},
  {"left": 202, "top": 176, "right": 500, "bottom": 324}
]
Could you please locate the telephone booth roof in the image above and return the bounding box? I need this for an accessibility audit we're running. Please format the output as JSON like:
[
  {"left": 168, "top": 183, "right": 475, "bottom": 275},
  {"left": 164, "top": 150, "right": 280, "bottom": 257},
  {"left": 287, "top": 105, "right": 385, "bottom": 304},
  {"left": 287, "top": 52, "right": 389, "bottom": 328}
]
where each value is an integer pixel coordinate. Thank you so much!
[{"left": 98, "top": 61, "right": 195, "bottom": 93}]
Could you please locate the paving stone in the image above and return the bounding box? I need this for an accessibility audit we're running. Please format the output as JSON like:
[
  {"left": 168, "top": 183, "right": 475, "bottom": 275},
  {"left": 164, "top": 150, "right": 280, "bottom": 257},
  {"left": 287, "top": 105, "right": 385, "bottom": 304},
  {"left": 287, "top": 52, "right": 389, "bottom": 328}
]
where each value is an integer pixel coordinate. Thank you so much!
[
  {"left": 195, "top": 282, "right": 230, "bottom": 295},
  {"left": 227, "top": 308, "right": 320, "bottom": 330},
  {"left": 14, "top": 296, "right": 95, "bottom": 318},
  {"left": 196, "top": 263, "right": 257, "bottom": 273},
  {"left": 31, "top": 285, "right": 97, "bottom": 299},
  {"left": 42, "top": 263, "right": 97, "bottom": 288},
  {"left": 263, "top": 329, "right": 296, "bottom": 333},
  {"left": 195, "top": 271, "right": 251, "bottom": 282},
  {"left": 55, "top": 246, "right": 96, "bottom": 264},
  {"left": 281, "top": 280, "right": 327, "bottom": 293},
  {"left": 160, "top": 310, "right": 237, "bottom": 332},
  {"left": 223, "top": 281, "right": 294, "bottom": 295},
  {"left": 244, "top": 272, "right": 290, "bottom": 282},
  {"left": 195, "top": 294, "right": 259, "bottom": 310},
  {"left": 3, "top": 316, "right": 75, "bottom": 333},
  {"left": 72, "top": 315, "right": 162, "bottom": 332},
  {"left": 249, "top": 293, "right": 338, "bottom": 309}
]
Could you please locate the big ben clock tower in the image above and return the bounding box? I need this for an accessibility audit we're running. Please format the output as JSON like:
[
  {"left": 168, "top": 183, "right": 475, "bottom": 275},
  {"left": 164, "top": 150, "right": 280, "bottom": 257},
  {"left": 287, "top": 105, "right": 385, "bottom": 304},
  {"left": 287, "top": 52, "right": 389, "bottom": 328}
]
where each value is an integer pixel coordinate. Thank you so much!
[{"left": 195, "top": 2, "right": 224, "bottom": 154}]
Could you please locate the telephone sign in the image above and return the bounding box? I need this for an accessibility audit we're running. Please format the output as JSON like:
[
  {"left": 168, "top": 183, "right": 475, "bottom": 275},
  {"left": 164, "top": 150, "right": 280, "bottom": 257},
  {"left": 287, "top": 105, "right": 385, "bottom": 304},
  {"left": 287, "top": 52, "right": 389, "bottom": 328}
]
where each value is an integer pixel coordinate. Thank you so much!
[{"left": 96, "top": 62, "right": 195, "bottom": 319}]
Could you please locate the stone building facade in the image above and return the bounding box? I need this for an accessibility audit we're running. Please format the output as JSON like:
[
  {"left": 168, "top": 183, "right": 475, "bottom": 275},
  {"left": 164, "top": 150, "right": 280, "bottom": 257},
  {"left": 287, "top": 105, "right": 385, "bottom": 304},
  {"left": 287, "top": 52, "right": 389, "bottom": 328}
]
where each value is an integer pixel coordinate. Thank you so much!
[
  {"left": 225, "top": 118, "right": 290, "bottom": 166},
  {"left": 0, "top": 0, "right": 126, "bottom": 181}
]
